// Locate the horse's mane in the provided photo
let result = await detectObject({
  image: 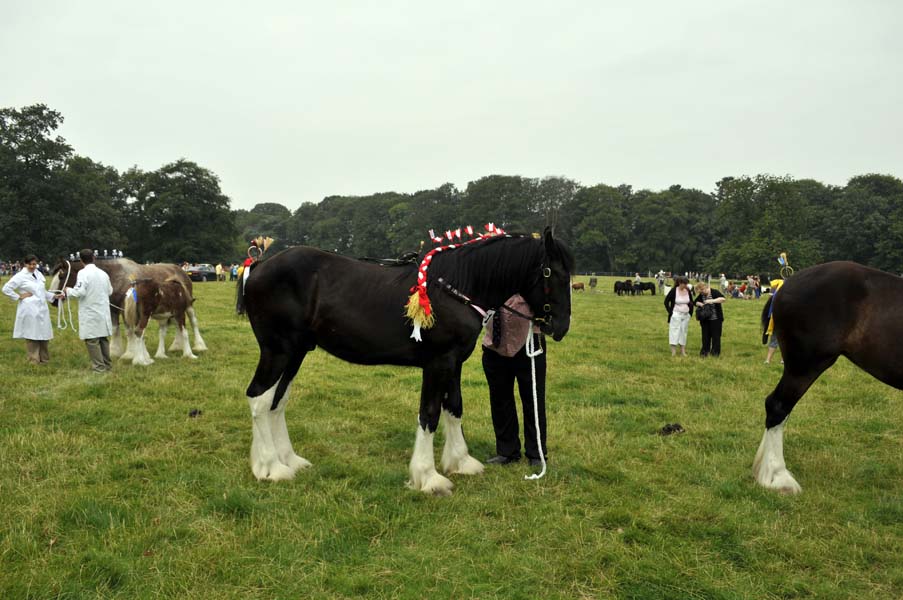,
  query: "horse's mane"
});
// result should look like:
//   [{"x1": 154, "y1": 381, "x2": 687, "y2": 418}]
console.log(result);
[{"x1": 426, "y1": 233, "x2": 572, "y2": 302}]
